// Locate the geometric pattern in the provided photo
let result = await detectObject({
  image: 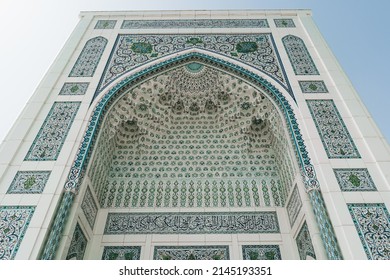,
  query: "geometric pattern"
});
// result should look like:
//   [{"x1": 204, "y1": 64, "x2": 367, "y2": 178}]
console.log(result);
[
  {"x1": 81, "y1": 187, "x2": 98, "y2": 229},
  {"x1": 306, "y1": 100, "x2": 360, "y2": 158},
  {"x1": 242, "y1": 245, "x2": 281, "y2": 260},
  {"x1": 334, "y1": 169, "x2": 377, "y2": 191},
  {"x1": 24, "y1": 102, "x2": 80, "y2": 161},
  {"x1": 65, "y1": 223, "x2": 87, "y2": 260},
  {"x1": 104, "y1": 212, "x2": 279, "y2": 234},
  {"x1": 95, "y1": 20, "x2": 116, "y2": 29},
  {"x1": 0, "y1": 206, "x2": 35, "y2": 260},
  {"x1": 121, "y1": 19, "x2": 269, "y2": 29},
  {"x1": 348, "y1": 203, "x2": 390, "y2": 260},
  {"x1": 102, "y1": 246, "x2": 141, "y2": 260},
  {"x1": 286, "y1": 185, "x2": 302, "y2": 227},
  {"x1": 91, "y1": 63, "x2": 296, "y2": 210},
  {"x1": 97, "y1": 34, "x2": 290, "y2": 96},
  {"x1": 153, "y1": 246, "x2": 229, "y2": 260},
  {"x1": 69, "y1": 36, "x2": 107, "y2": 77},
  {"x1": 59, "y1": 82, "x2": 89, "y2": 95},
  {"x1": 274, "y1": 19, "x2": 295, "y2": 28},
  {"x1": 282, "y1": 35, "x2": 319, "y2": 75},
  {"x1": 296, "y1": 221, "x2": 316, "y2": 260},
  {"x1": 299, "y1": 80, "x2": 328, "y2": 93},
  {"x1": 7, "y1": 171, "x2": 51, "y2": 194}
]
